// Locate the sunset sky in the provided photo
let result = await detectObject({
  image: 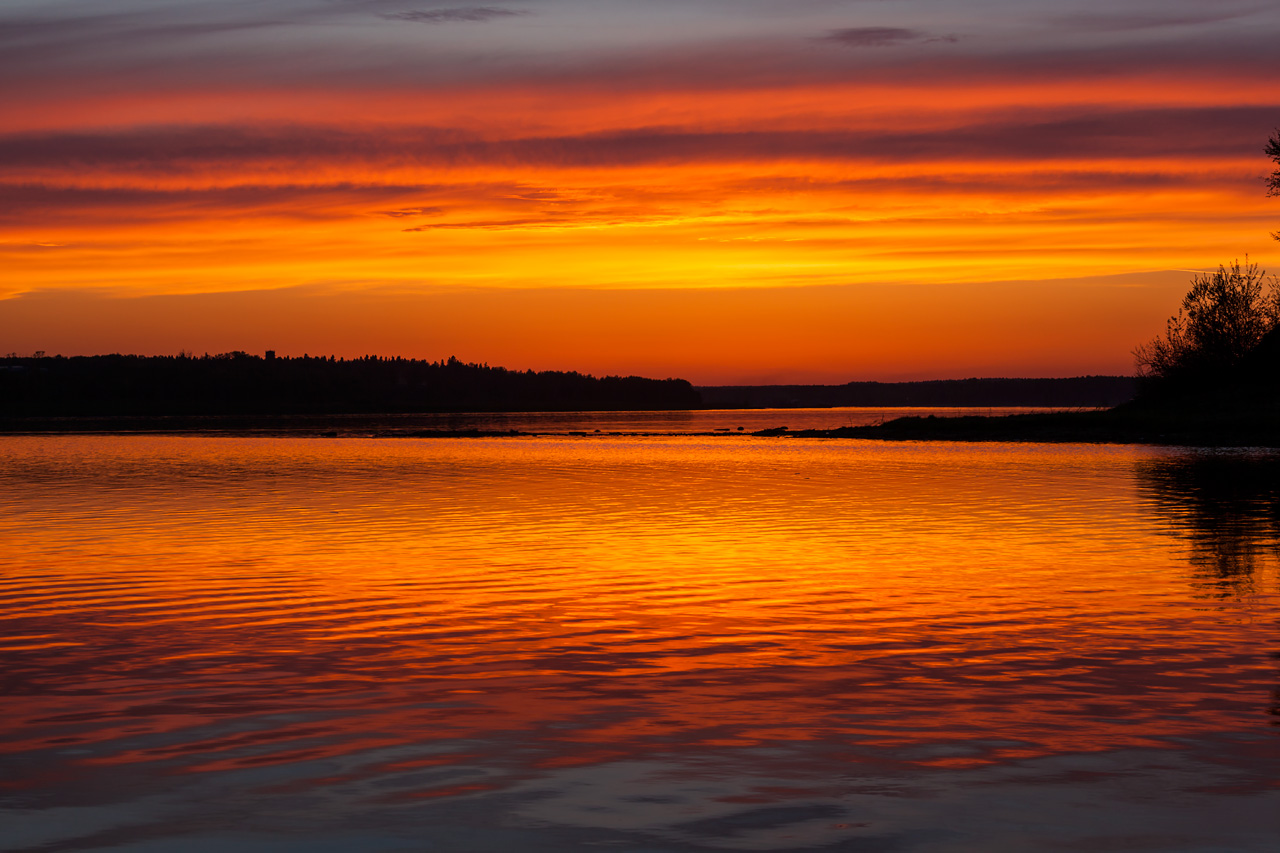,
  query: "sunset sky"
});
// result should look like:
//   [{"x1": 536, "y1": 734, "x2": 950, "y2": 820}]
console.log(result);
[{"x1": 3, "y1": 0, "x2": 1278, "y2": 383}]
